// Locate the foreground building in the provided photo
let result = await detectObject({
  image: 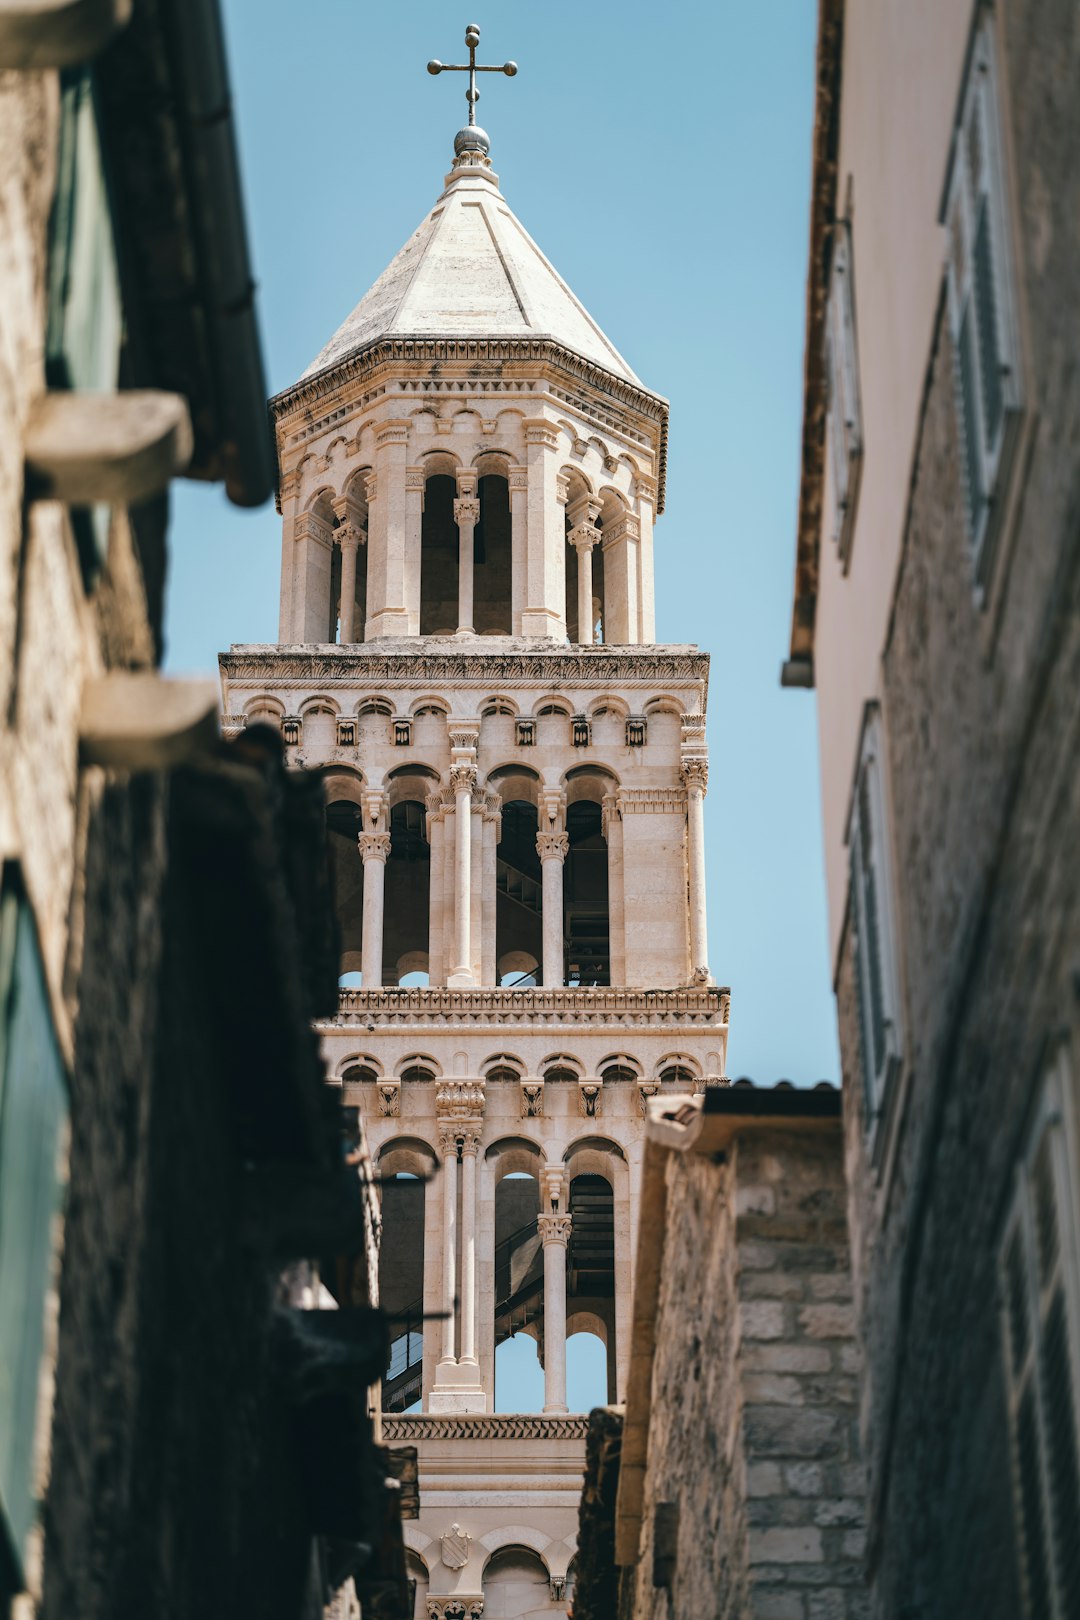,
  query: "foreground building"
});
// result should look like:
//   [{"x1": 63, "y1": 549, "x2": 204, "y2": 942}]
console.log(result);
[
  {"x1": 219, "y1": 49, "x2": 729, "y2": 1614},
  {"x1": 0, "y1": 5, "x2": 404, "y2": 1617},
  {"x1": 785, "y1": 1, "x2": 1080, "y2": 1615}
]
